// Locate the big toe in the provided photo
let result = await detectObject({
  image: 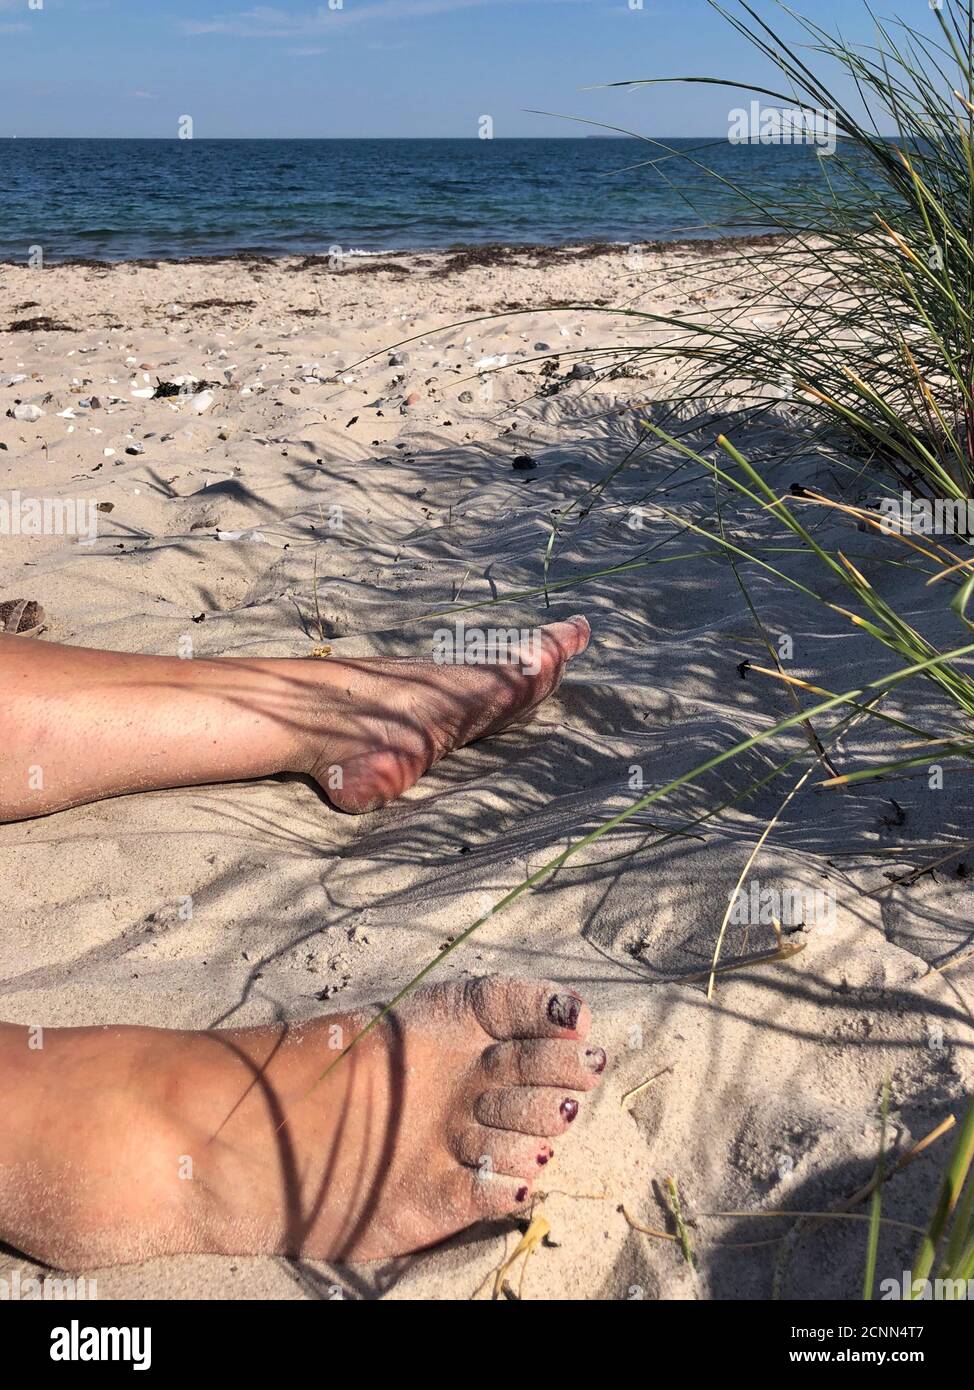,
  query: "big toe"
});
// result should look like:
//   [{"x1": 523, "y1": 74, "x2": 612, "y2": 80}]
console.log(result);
[
  {"x1": 542, "y1": 614, "x2": 591, "y2": 661},
  {"x1": 466, "y1": 975, "x2": 592, "y2": 1042}
]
